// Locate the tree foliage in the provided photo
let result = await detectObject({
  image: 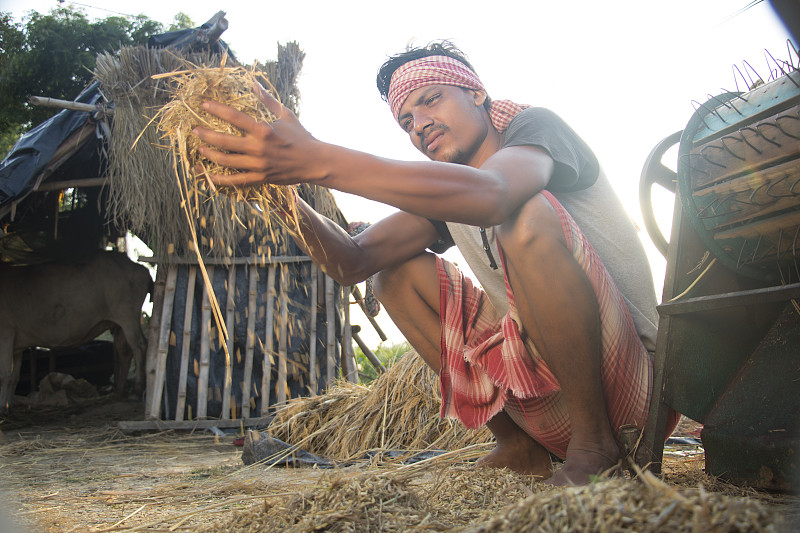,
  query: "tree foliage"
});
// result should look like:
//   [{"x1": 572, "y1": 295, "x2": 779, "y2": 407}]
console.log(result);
[
  {"x1": 0, "y1": 6, "x2": 194, "y2": 157},
  {"x1": 355, "y1": 341, "x2": 411, "y2": 383}
]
